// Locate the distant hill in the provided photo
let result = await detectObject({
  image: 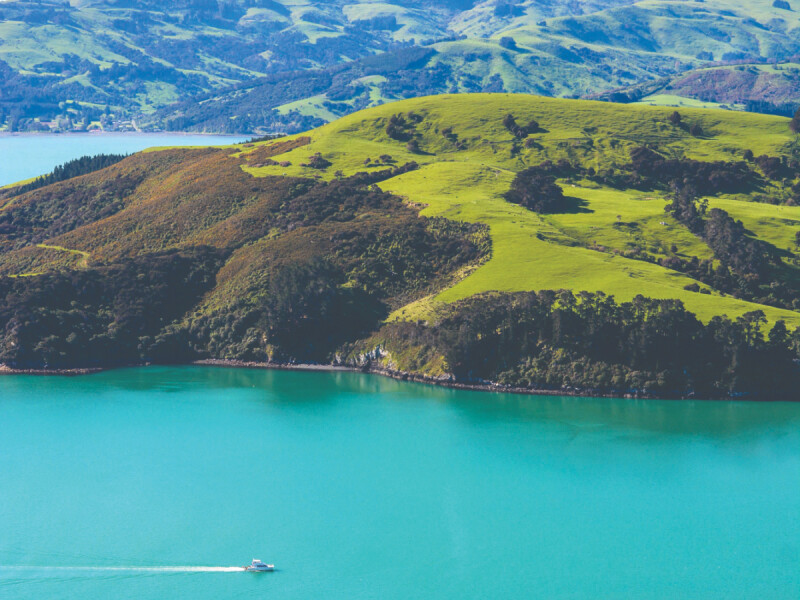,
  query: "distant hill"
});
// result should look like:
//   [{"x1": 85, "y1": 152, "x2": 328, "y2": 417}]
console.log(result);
[
  {"x1": 2, "y1": 0, "x2": 800, "y2": 133},
  {"x1": 1, "y1": 95, "x2": 799, "y2": 397},
  {"x1": 591, "y1": 62, "x2": 800, "y2": 116}
]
